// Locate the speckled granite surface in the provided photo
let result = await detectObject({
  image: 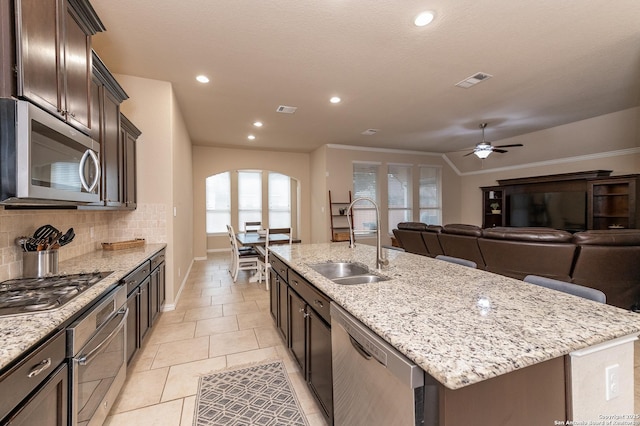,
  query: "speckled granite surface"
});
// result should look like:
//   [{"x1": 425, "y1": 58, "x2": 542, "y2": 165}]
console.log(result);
[
  {"x1": 0, "y1": 244, "x2": 166, "y2": 372},
  {"x1": 270, "y1": 243, "x2": 640, "y2": 390}
]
